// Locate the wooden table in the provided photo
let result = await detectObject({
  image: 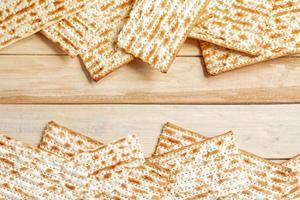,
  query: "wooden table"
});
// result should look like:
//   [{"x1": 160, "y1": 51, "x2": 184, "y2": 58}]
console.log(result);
[{"x1": 0, "y1": 33, "x2": 299, "y2": 162}]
